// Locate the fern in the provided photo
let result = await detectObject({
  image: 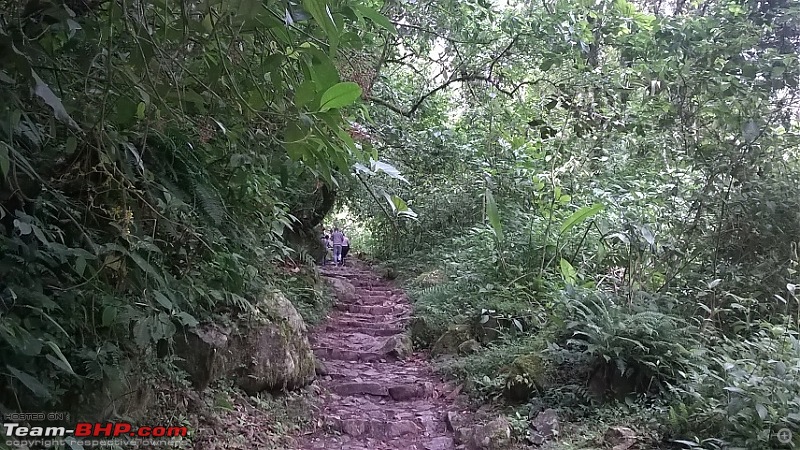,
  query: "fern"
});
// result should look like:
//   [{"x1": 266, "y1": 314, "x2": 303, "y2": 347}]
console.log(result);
[{"x1": 193, "y1": 181, "x2": 226, "y2": 227}]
